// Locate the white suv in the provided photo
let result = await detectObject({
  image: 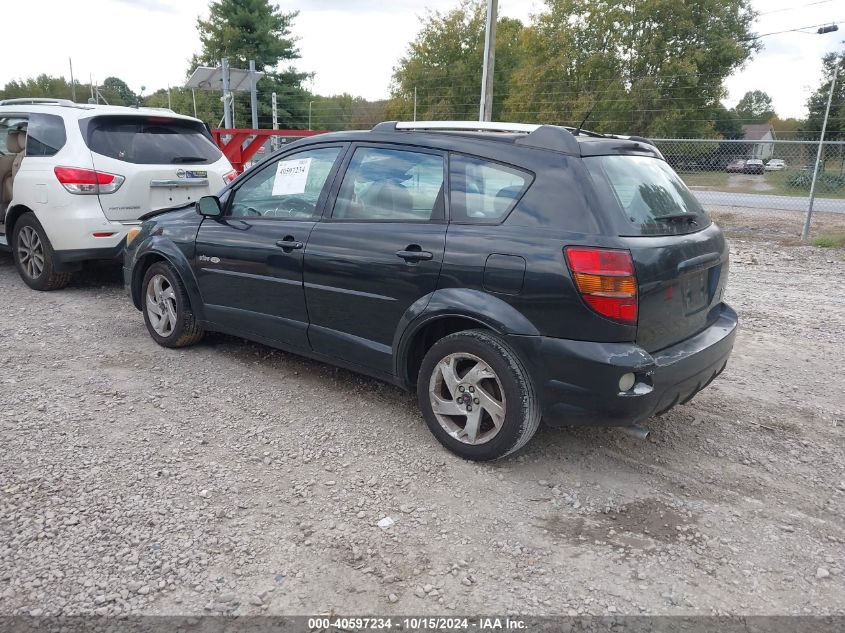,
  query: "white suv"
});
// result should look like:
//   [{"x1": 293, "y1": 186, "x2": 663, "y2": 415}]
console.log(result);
[{"x1": 0, "y1": 98, "x2": 236, "y2": 290}]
